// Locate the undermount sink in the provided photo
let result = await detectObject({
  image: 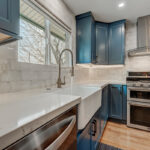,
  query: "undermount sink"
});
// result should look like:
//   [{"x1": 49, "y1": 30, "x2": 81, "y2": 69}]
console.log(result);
[{"x1": 51, "y1": 85, "x2": 102, "y2": 130}]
